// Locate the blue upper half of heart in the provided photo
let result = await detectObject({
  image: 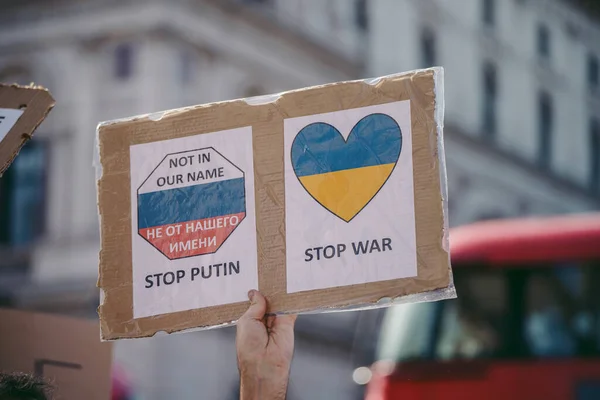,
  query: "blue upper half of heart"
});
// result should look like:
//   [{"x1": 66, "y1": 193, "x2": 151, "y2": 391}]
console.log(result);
[{"x1": 291, "y1": 113, "x2": 402, "y2": 178}]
